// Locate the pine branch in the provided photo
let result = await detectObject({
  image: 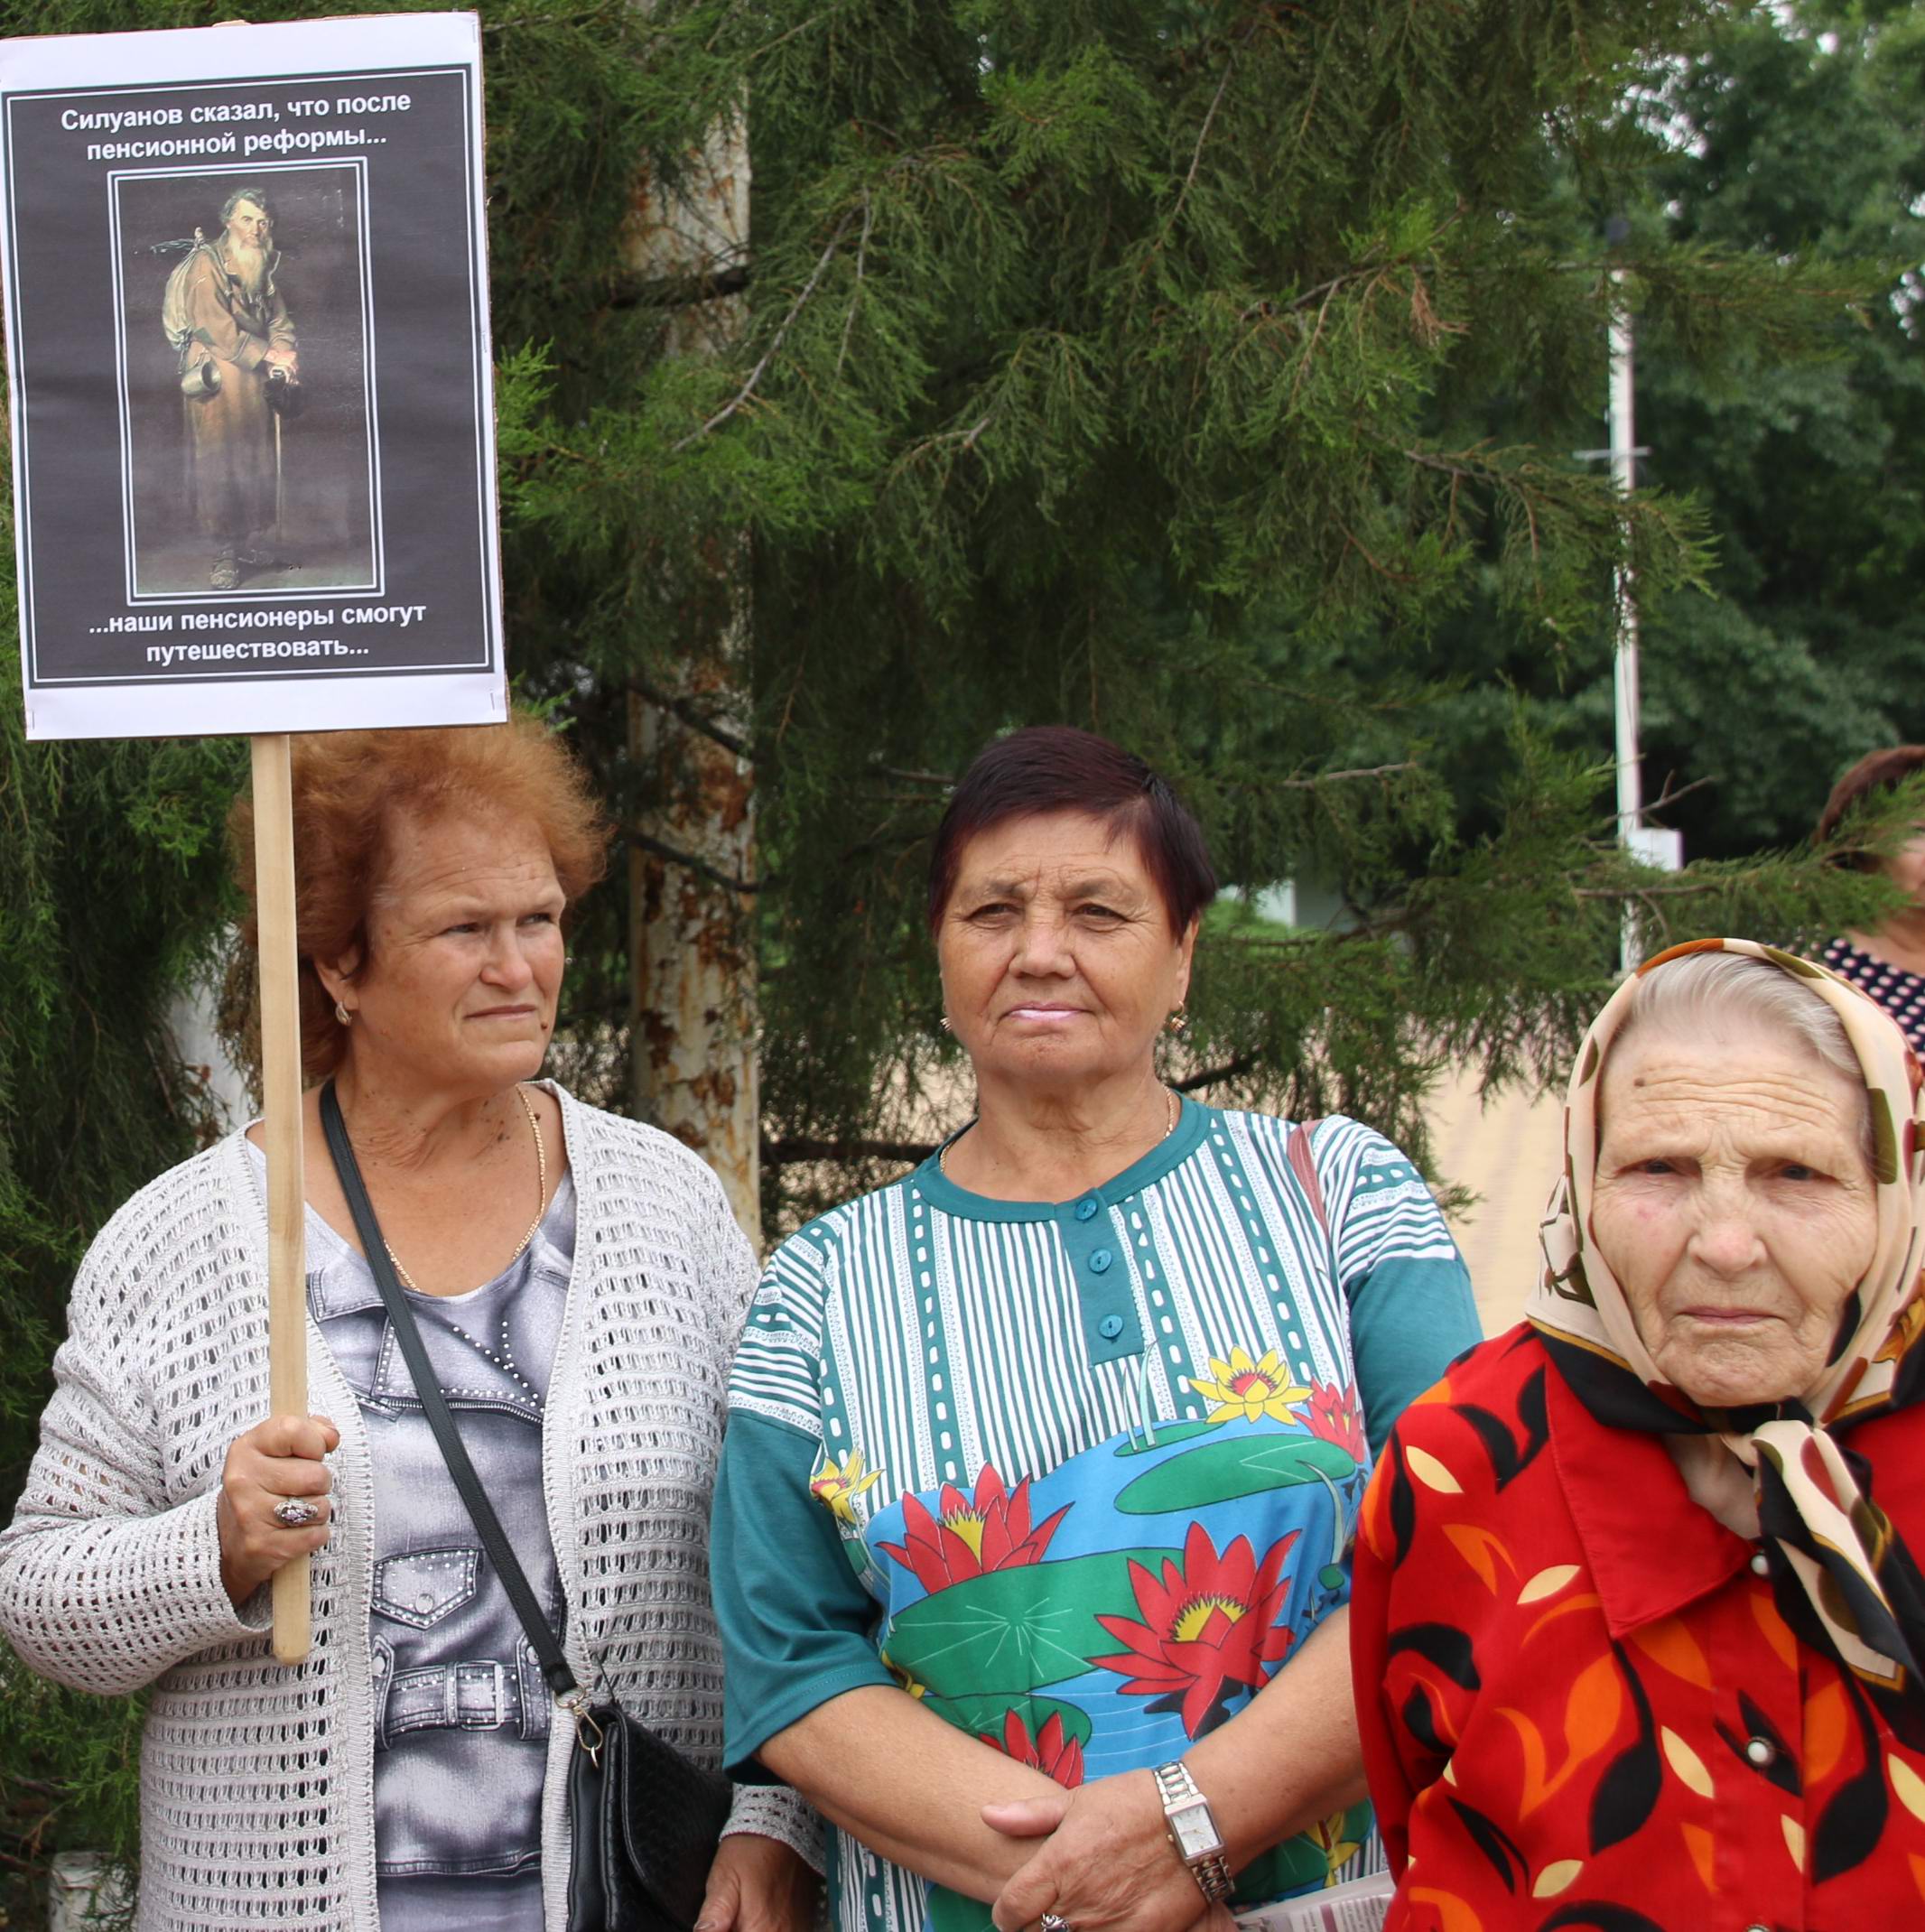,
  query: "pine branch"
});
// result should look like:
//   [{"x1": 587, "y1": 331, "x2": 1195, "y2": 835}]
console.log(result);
[
  {"x1": 1167, "y1": 37, "x2": 1240, "y2": 235},
  {"x1": 609, "y1": 259, "x2": 751, "y2": 311},
  {"x1": 833, "y1": 190, "x2": 874, "y2": 384},
  {"x1": 1278, "y1": 762, "x2": 1418, "y2": 789},
  {"x1": 1172, "y1": 1054, "x2": 1260, "y2": 1091},
  {"x1": 628, "y1": 676, "x2": 750, "y2": 758},
  {"x1": 627, "y1": 831, "x2": 766, "y2": 894},
  {"x1": 763, "y1": 1136, "x2": 936, "y2": 1166},
  {"x1": 671, "y1": 200, "x2": 863, "y2": 451}
]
